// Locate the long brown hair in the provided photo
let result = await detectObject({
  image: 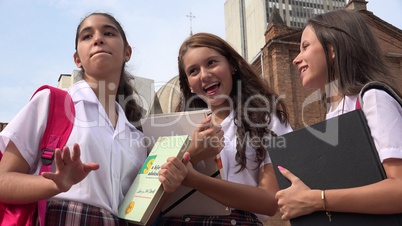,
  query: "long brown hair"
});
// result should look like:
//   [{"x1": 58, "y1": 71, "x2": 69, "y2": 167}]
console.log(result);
[
  {"x1": 177, "y1": 32, "x2": 289, "y2": 170},
  {"x1": 307, "y1": 9, "x2": 399, "y2": 96},
  {"x1": 74, "y1": 12, "x2": 143, "y2": 125}
]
